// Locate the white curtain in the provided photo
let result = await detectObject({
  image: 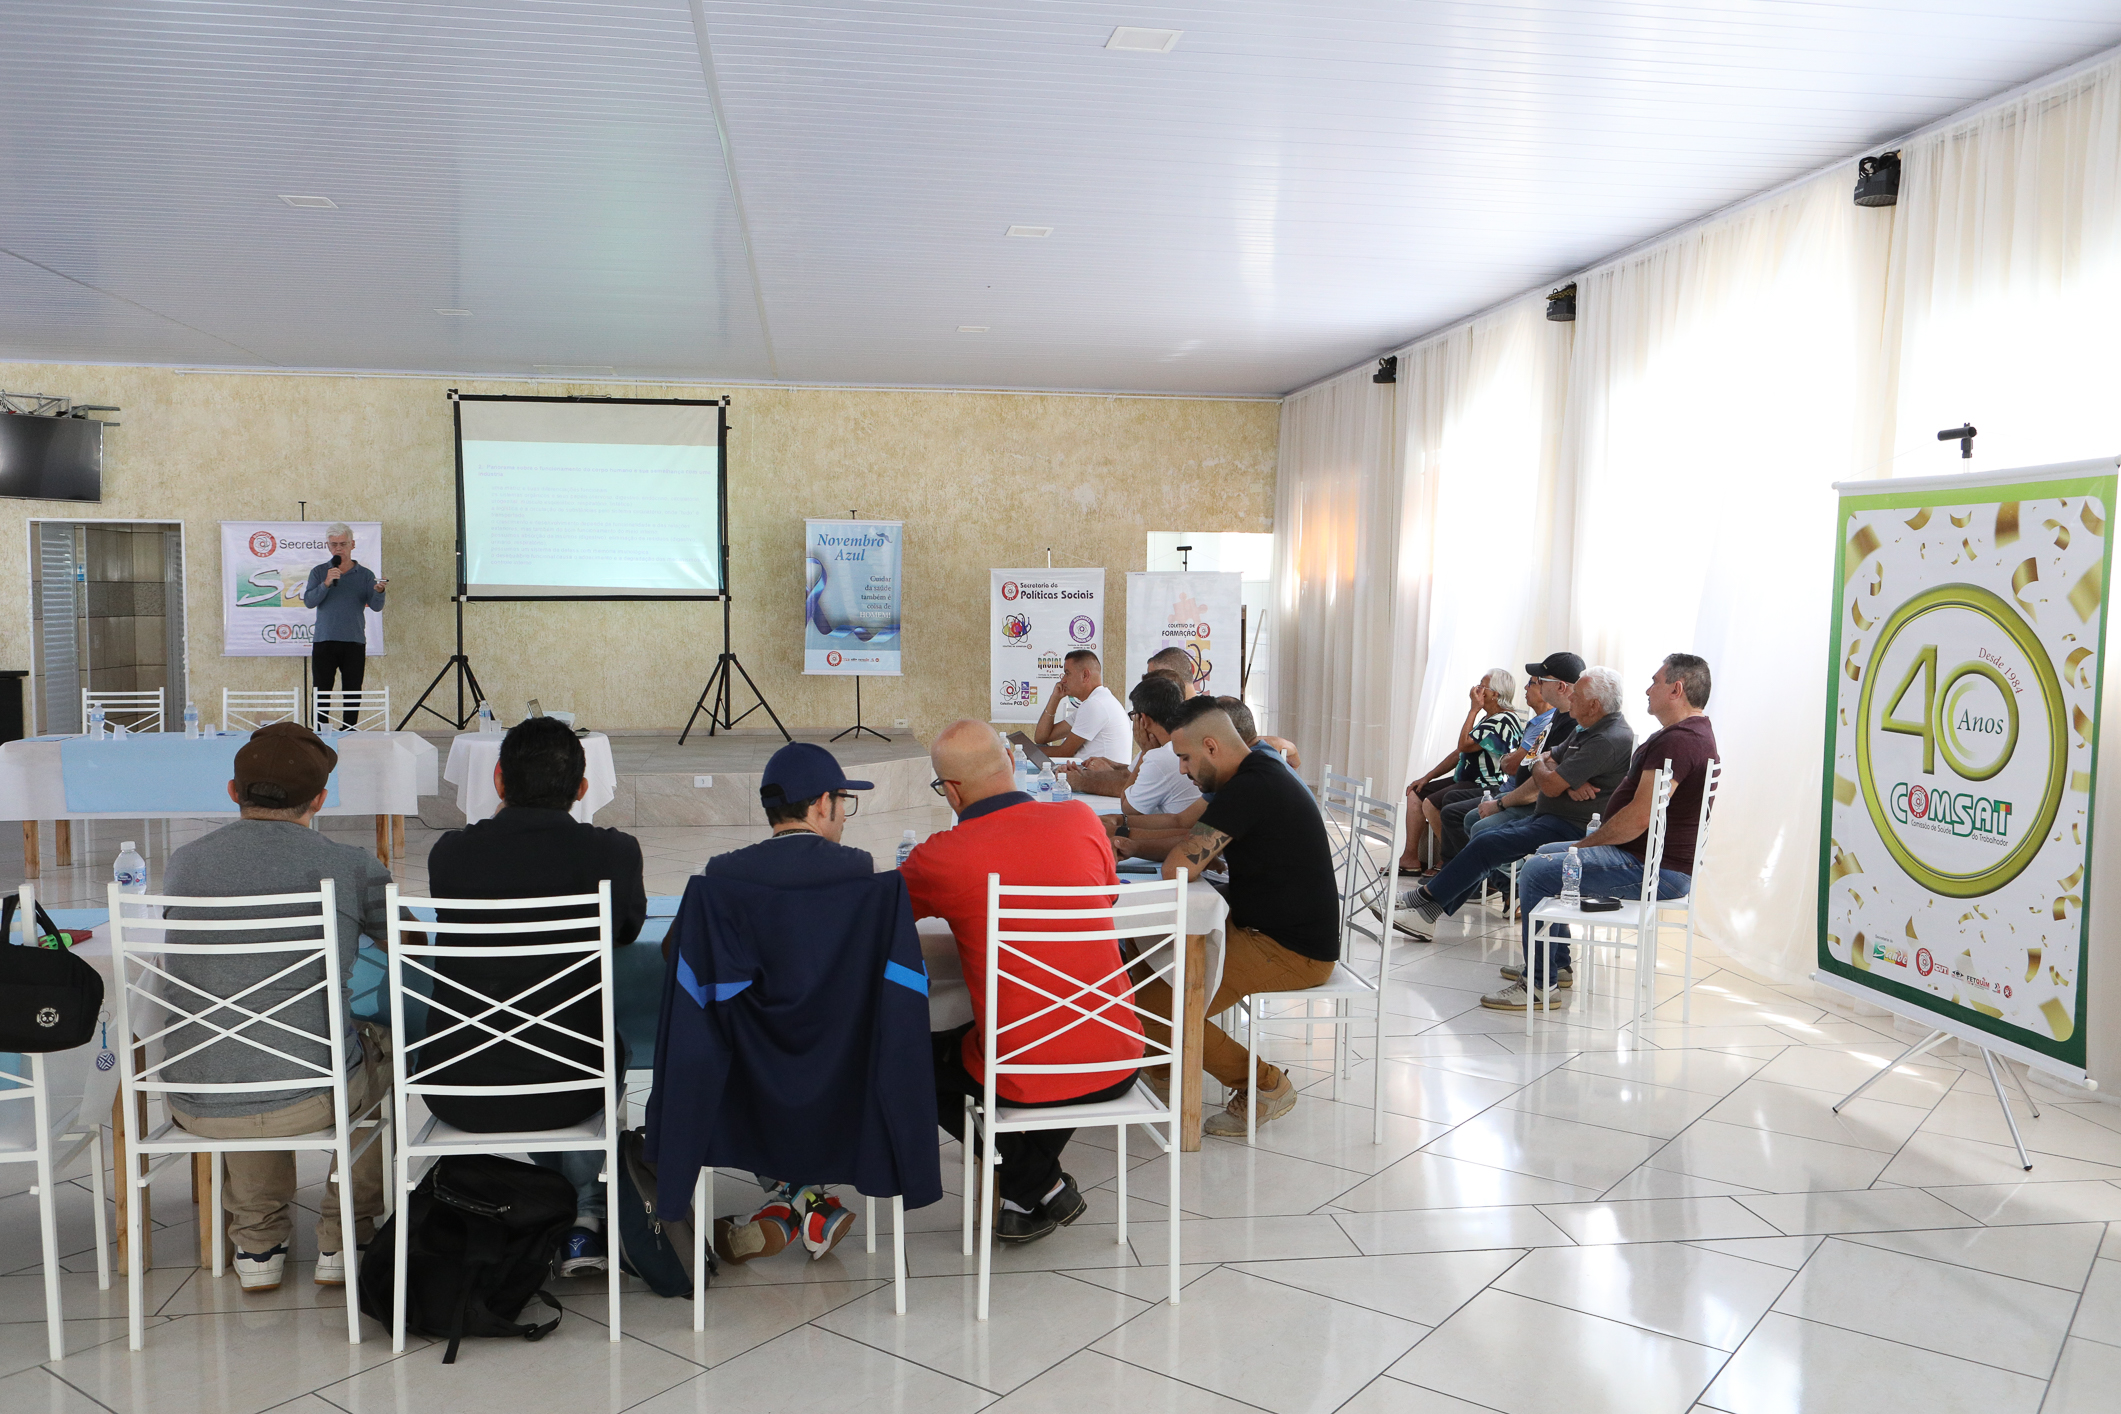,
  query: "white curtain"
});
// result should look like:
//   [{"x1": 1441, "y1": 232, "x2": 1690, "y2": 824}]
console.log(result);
[
  {"x1": 1269, "y1": 366, "x2": 1409, "y2": 790},
  {"x1": 1402, "y1": 300, "x2": 1573, "y2": 782}
]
